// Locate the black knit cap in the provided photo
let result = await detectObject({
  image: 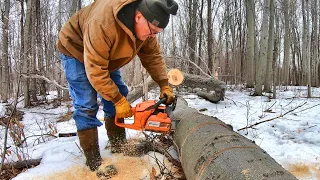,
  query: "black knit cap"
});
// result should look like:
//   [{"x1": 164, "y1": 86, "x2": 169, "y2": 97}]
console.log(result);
[{"x1": 136, "y1": 0, "x2": 178, "y2": 29}]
